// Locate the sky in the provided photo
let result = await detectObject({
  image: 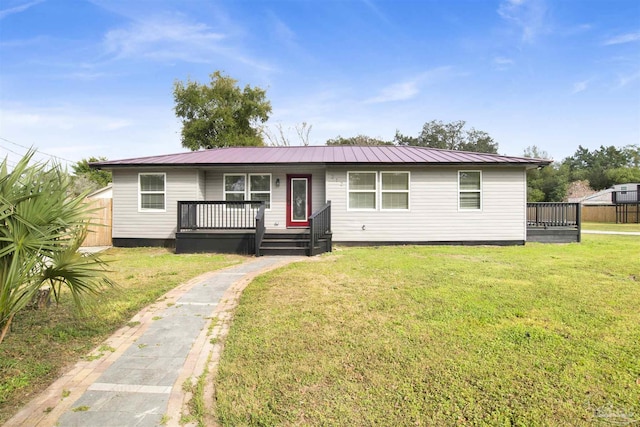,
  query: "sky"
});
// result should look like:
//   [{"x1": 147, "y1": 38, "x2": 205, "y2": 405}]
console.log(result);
[{"x1": 1, "y1": 0, "x2": 639, "y2": 170}]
